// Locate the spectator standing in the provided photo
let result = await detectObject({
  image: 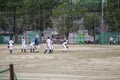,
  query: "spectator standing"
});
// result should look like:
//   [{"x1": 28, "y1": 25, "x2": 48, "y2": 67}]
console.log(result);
[{"x1": 109, "y1": 36, "x2": 114, "y2": 45}]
